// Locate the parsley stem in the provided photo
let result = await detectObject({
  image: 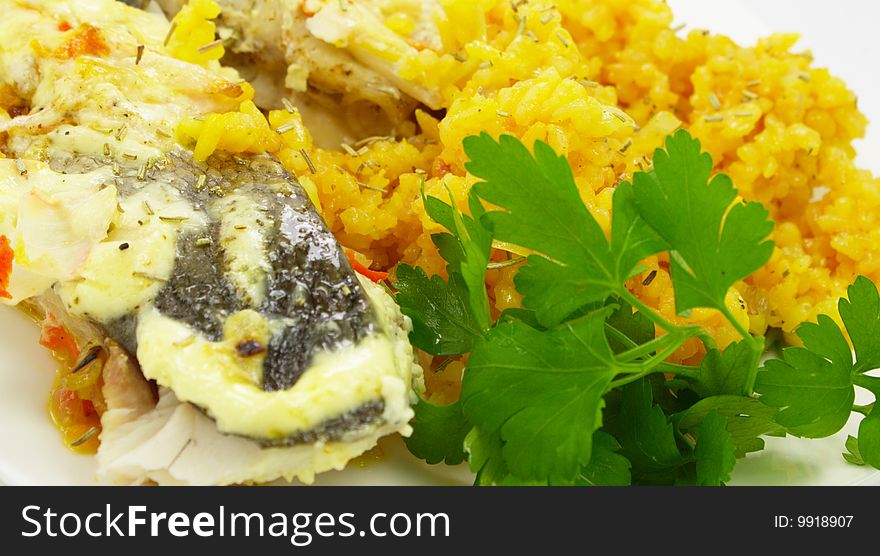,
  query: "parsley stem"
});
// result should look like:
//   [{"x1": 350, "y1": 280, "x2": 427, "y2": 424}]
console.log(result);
[
  {"x1": 696, "y1": 331, "x2": 718, "y2": 352},
  {"x1": 678, "y1": 431, "x2": 697, "y2": 450},
  {"x1": 609, "y1": 373, "x2": 648, "y2": 390},
  {"x1": 606, "y1": 324, "x2": 700, "y2": 377},
  {"x1": 609, "y1": 341, "x2": 684, "y2": 389},
  {"x1": 614, "y1": 362, "x2": 650, "y2": 373},
  {"x1": 618, "y1": 289, "x2": 678, "y2": 333},
  {"x1": 618, "y1": 288, "x2": 718, "y2": 351},
  {"x1": 739, "y1": 344, "x2": 762, "y2": 396},
  {"x1": 657, "y1": 361, "x2": 700, "y2": 378},
  {"x1": 720, "y1": 305, "x2": 752, "y2": 343},
  {"x1": 852, "y1": 403, "x2": 874, "y2": 417},
  {"x1": 719, "y1": 304, "x2": 763, "y2": 395},
  {"x1": 616, "y1": 329, "x2": 697, "y2": 364}
]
